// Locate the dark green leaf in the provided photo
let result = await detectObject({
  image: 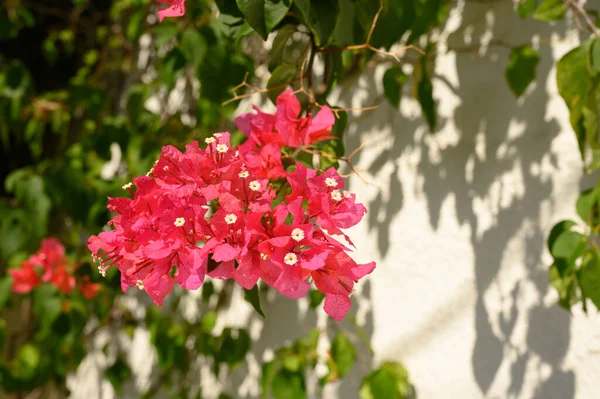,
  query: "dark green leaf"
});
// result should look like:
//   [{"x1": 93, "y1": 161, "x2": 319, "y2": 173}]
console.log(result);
[
  {"x1": 218, "y1": 328, "x2": 251, "y2": 367},
  {"x1": 236, "y1": 0, "x2": 292, "y2": 40},
  {"x1": 244, "y1": 285, "x2": 266, "y2": 318},
  {"x1": 517, "y1": 0, "x2": 537, "y2": 19},
  {"x1": 309, "y1": 289, "x2": 325, "y2": 309},
  {"x1": 106, "y1": 356, "x2": 133, "y2": 394},
  {"x1": 383, "y1": 66, "x2": 408, "y2": 107},
  {"x1": 416, "y1": 54, "x2": 436, "y2": 132},
  {"x1": 272, "y1": 369, "x2": 306, "y2": 399},
  {"x1": 533, "y1": 0, "x2": 567, "y2": 21},
  {"x1": 32, "y1": 284, "x2": 62, "y2": 337},
  {"x1": 0, "y1": 276, "x2": 12, "y2": 308},
  {"x1": 330, "y1": 333, "x2": 356, "y2": 378},
  {"x1": 295, "y1": 0, "x2": 338, "y2": 46},
  {"x1": 270, "y1": 25, "x2": 299, "y2": 70},
  {"x1": 506, "y1": 45, "x2": 540, "y2": 97}
]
